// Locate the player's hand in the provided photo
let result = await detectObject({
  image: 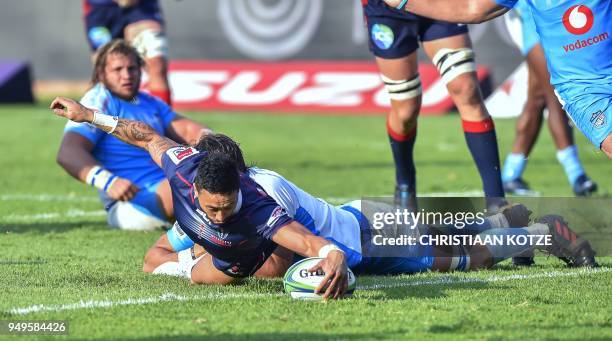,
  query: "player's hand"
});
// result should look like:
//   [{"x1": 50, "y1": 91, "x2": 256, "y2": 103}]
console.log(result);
[
  {"x1": 50, "y1": 97, "x2": 94, "y2": 123},
  {"x1": 107, "y1": 177, "x2": 140, "y2": 201},
  {"x1": 114, "y1": 0, "x2": 139, "y2": 8},
  {"x1": 310, "y1": 251, "x2": 348, "y2": 300}
]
